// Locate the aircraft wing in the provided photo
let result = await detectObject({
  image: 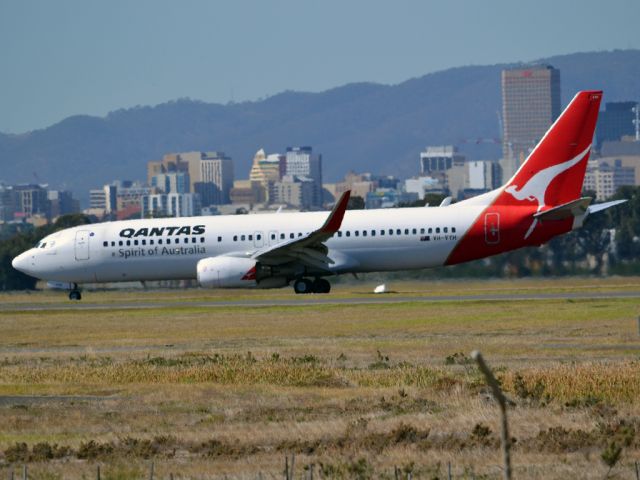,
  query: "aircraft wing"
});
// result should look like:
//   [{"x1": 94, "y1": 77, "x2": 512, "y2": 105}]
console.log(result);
[{"x1": 251, "y1": 190, "x2": 351, "y2": 271}]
